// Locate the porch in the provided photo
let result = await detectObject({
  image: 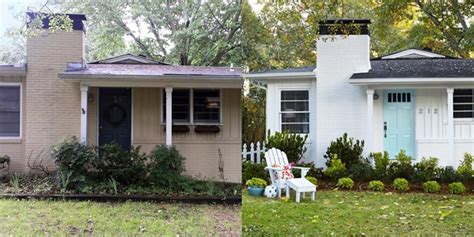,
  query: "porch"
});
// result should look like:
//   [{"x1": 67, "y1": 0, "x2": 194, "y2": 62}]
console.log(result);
[
  {"x1": 358, "y1": 81, "x2": 474, "y2": 167},
  {"x1": 59, "y1": 64, "x2": 242, "y2": 182}
]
